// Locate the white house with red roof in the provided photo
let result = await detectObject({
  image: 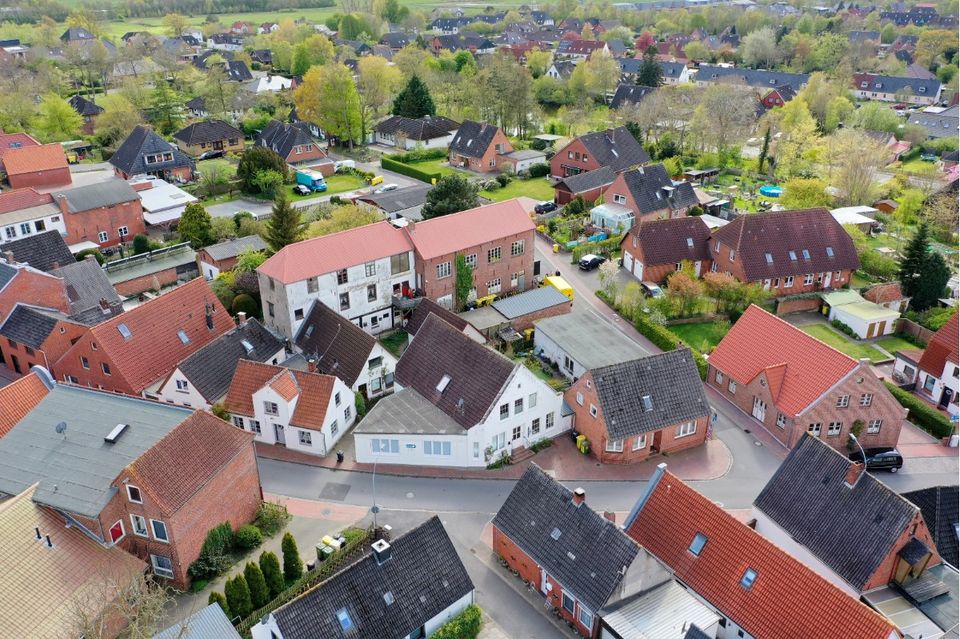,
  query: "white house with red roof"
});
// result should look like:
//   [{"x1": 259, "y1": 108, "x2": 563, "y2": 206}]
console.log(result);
[{"x1": 914, "y1": 312, "x2": 959, "y2": 416}]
